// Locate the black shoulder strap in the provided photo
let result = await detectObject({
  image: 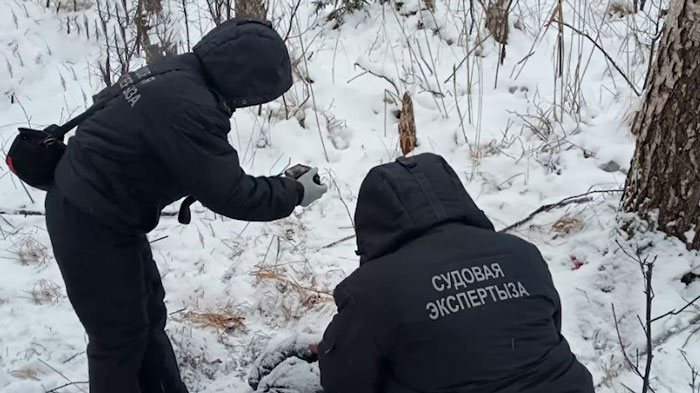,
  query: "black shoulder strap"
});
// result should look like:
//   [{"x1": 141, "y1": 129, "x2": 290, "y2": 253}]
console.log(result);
[
  {"x1": 45, "y1": 59, "x2": 198, "y2": 225},
  {"x1": 50, "y1": 61, "x2": 184, "y2": 139}
]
